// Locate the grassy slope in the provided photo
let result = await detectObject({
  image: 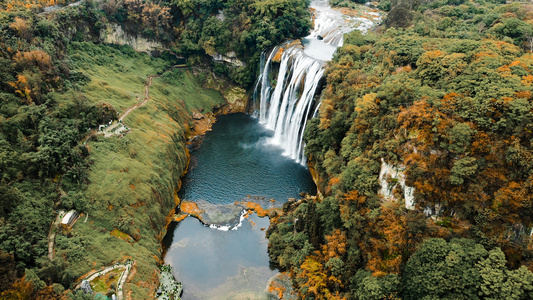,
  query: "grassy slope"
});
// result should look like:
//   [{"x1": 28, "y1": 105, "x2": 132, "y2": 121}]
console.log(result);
[{"x1": 53, "y1": 42, "x2": 226, "y2": 298}]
